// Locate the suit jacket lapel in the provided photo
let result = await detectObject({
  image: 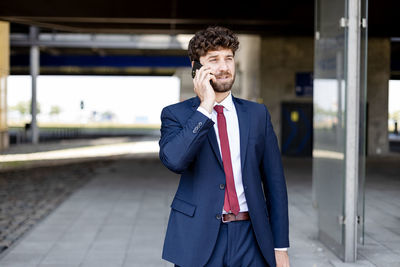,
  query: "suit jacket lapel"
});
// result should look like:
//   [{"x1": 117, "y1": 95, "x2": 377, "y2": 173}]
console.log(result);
[
  {"x1": 207, "y1": 129, "x2": 223, "y2": 168},
  {"x1": 233, "y1": 96, "x2": 250, "y2": 172},
  {"x1": 191, "y1": 97, "x2": 223, "y2": 168}
]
